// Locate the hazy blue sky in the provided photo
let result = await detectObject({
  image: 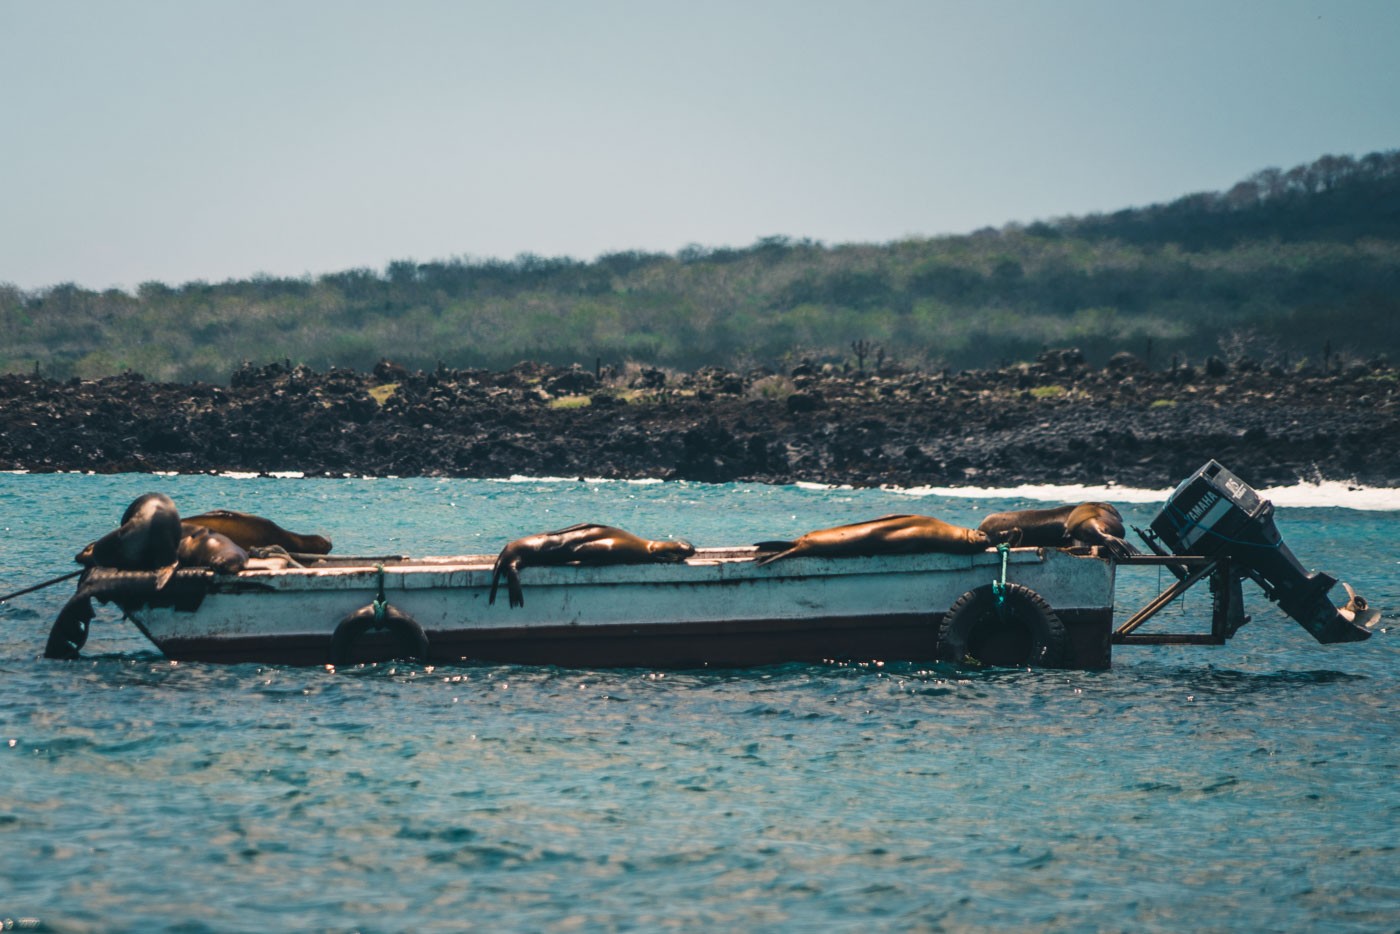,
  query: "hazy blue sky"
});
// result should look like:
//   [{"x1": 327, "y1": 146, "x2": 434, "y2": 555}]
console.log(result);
[{"x1": 3, "y1": 0, "x2": 1397, "y2": 292}]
